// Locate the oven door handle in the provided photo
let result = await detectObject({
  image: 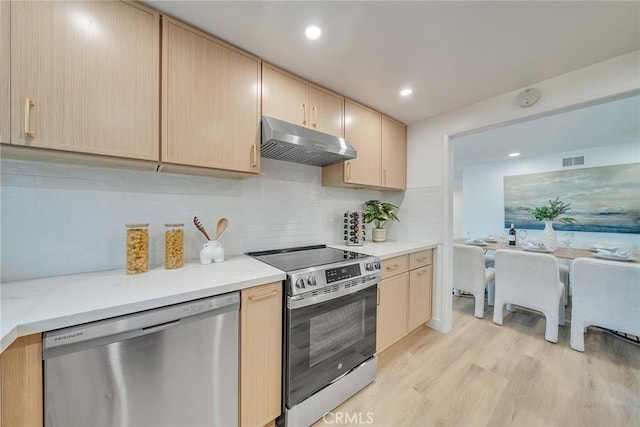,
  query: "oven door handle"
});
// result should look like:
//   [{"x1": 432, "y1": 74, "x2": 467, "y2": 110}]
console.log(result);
[{"x1": 287, "y1": 275, "x2": 379, "y2": 310}]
